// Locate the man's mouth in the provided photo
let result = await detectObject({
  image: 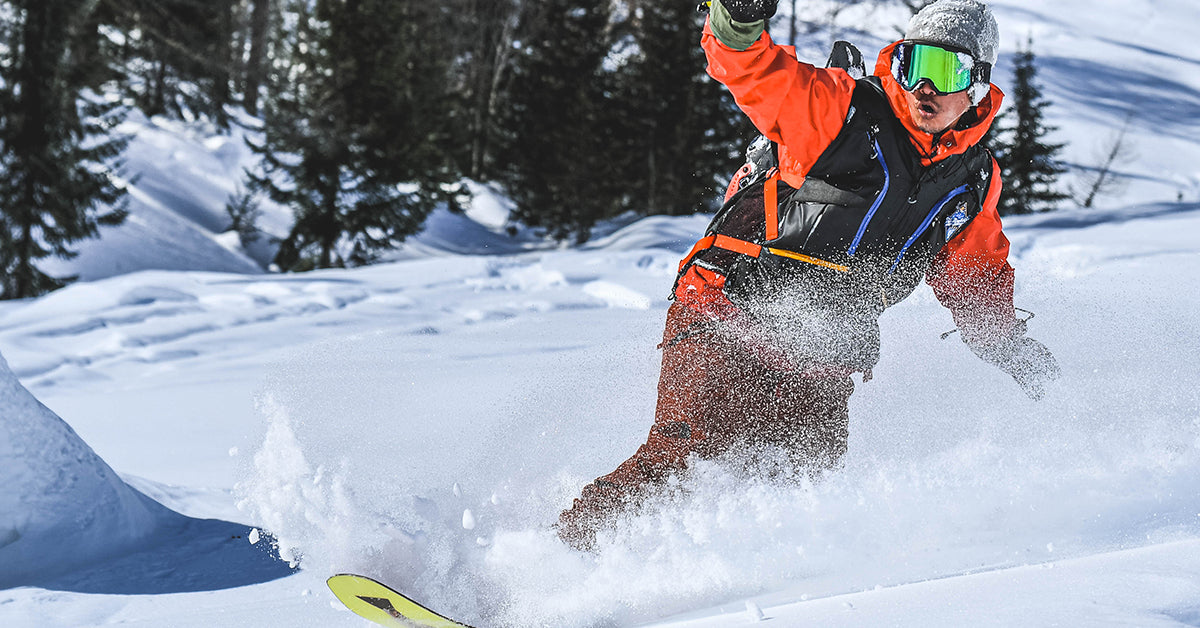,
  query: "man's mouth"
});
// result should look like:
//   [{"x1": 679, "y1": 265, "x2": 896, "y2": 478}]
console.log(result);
[{"x1": 917, "y1": 101, "x2": 938, "y2": 117}]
